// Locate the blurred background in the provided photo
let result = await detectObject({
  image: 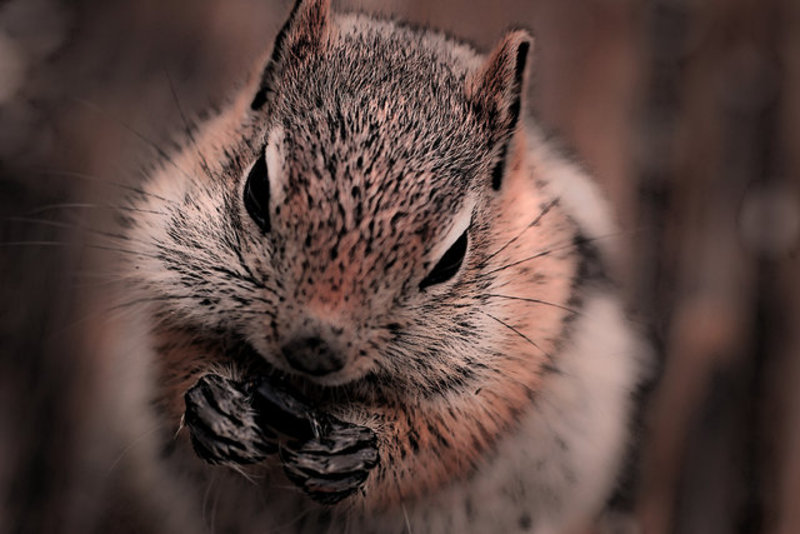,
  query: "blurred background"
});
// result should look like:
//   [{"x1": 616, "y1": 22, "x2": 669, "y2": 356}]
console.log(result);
[{"x1": 0, "y1": 0, "x2": 797, "y2": 532}]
